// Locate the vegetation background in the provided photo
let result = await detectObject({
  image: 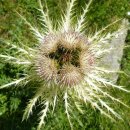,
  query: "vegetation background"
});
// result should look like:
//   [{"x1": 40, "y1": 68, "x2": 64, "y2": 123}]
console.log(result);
[{"x1": 0, "y1": 0, "x2": 130, "y2": 130}]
